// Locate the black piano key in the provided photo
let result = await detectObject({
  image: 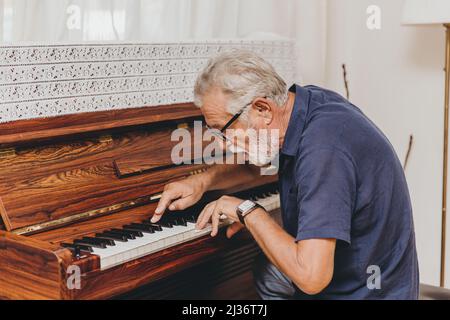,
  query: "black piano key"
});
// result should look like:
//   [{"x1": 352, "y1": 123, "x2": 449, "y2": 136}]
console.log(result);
[
  {"x1": 82, "y1": 236, "x2": 115, "y2": 247},
  {"x1": 123, "y1": 223, "x2": 155, "y2": 234},
  {"x1": 185, "y1": 215, "x2": 197, "y2": 223},
  {"x1": 102, "y1": 230, "x2": 129, "y2": 240},
  {"x1": 81, "y1": 237, "x2": 116, "y2": 246},
  {"x1": 172, "y1": 217, "x2": 187, "y2": 226},
  {"x1": 156, "y1": 220, "x2": 173, "y2": 228},
  {"x1": 148, "y1": 215, "x2": 174, "y2": 228},
  {"x1": 61, "y1": 242, "x2": 93, "y2": 253},
  {"x1": 74, "y1": 239, "x2": 107, "y2": 249},
  {"x1": 133, "y1": 223, "x2": 157, "y2": 233},
  {"x1": 109, "y1": 228, "x2": 140, "y2": 239},
  {"x1": 141, "y1": 220, "x2": 163, "y2": 231},
  {"x1": 130, "y1": 222, "x2": 155, "y2": 230},
  {"x1": 96, "y1": 232, "x2": 128, "y2": 242}
]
